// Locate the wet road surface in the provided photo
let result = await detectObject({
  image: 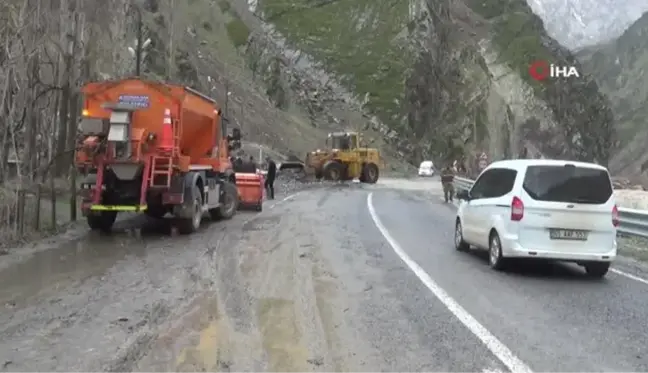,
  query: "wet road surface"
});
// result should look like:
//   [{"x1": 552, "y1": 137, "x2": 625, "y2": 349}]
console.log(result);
[{"x1": 1, "y1": 178, "x2": 648, "y2": 371}]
